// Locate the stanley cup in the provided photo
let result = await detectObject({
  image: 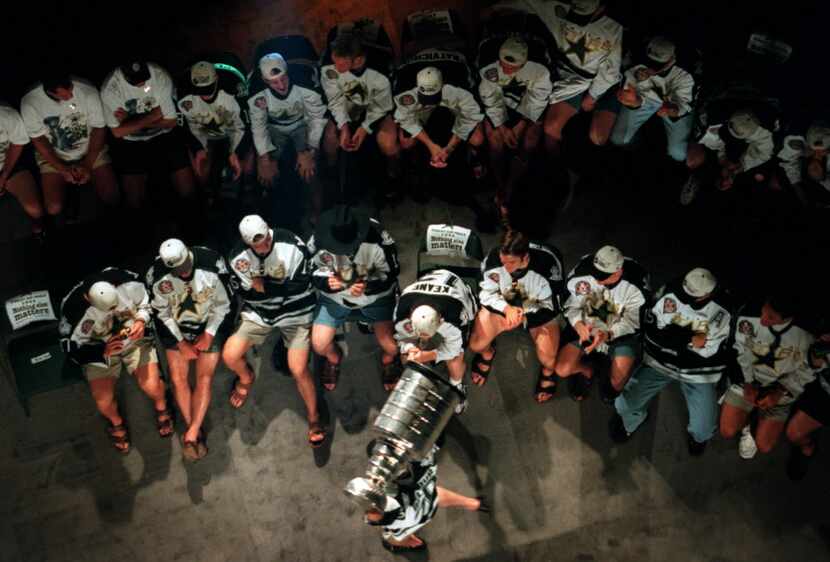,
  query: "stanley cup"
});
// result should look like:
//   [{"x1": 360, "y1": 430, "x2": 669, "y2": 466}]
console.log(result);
[{"x1": 343, "y1": 362, "x2": 463, "y2": 511}]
